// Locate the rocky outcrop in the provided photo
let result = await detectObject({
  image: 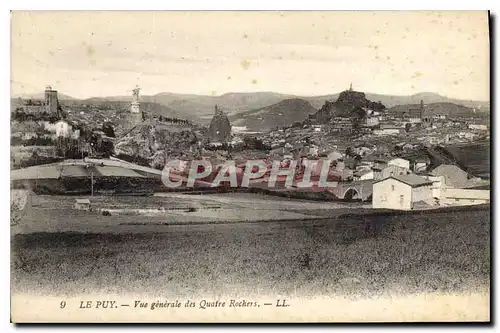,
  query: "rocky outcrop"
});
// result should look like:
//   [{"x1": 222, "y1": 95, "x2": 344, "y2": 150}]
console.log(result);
[
  {"x1": 114, "y1": 121, "x2": 200, "y2": 168},
  {"x1": 311, "y1": 90, "x2": 386, "y2": 123},
  {"x1": 207, "y1": 105, "x2": 231, "y2": 142}
]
